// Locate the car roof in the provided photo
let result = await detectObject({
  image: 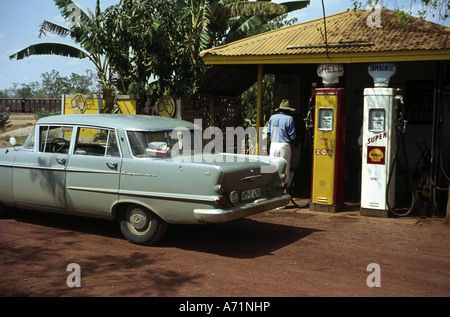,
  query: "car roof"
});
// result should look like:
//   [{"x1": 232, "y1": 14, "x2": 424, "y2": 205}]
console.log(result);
[{"x1": 37, "y1": 114, "x2": 196, "y2": 131}]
